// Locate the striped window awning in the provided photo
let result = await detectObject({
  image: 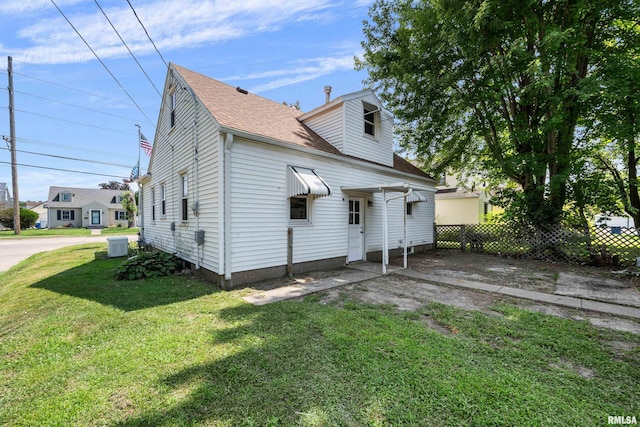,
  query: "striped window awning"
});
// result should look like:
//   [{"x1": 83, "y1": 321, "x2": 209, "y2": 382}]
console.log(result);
[
  {"x1": 406, "y1": 191, "x2": 427, "y2": 203},
  {"x1": 288, "y1": 166, "x2": 331, "y2": 198}
]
